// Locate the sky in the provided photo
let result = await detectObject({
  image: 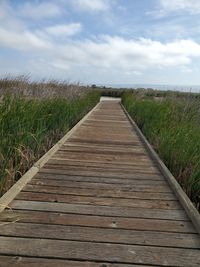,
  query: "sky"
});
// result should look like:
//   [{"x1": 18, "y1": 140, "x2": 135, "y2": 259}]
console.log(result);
[{"x1": 1, "y1": 0, "x2": 200, "y2": 85}]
